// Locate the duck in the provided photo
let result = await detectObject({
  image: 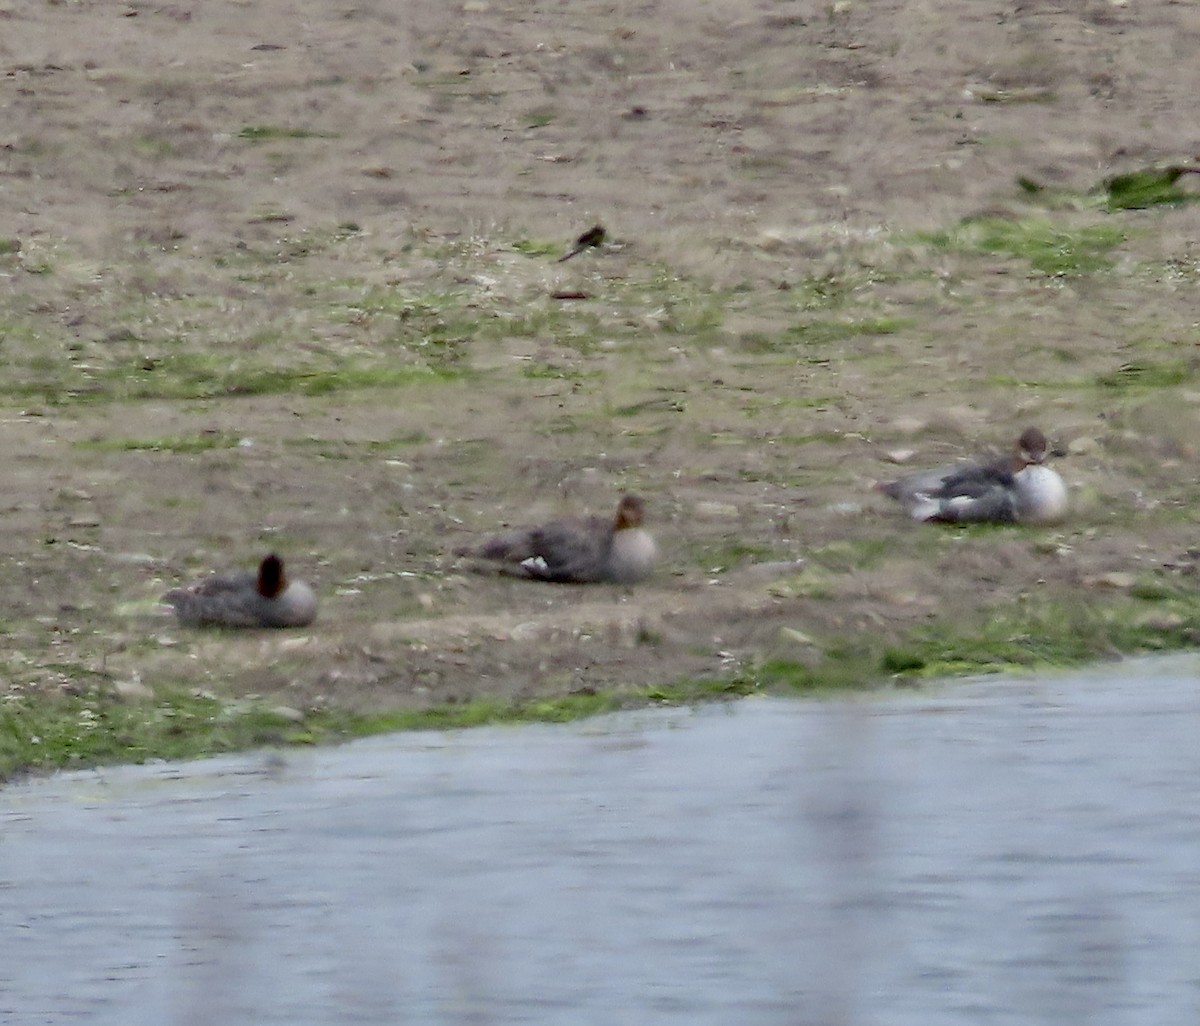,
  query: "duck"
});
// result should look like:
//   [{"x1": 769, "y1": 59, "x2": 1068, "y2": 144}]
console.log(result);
[
  {"x1": 876, "y1": 427, "x2": 1068, "y2": 525},
  {"x1": 455, "y1": 494, "x2": 658, "y2": 583},
  {"x1": 163, "y1": 553, "x2": 317, "y2": 628}
]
